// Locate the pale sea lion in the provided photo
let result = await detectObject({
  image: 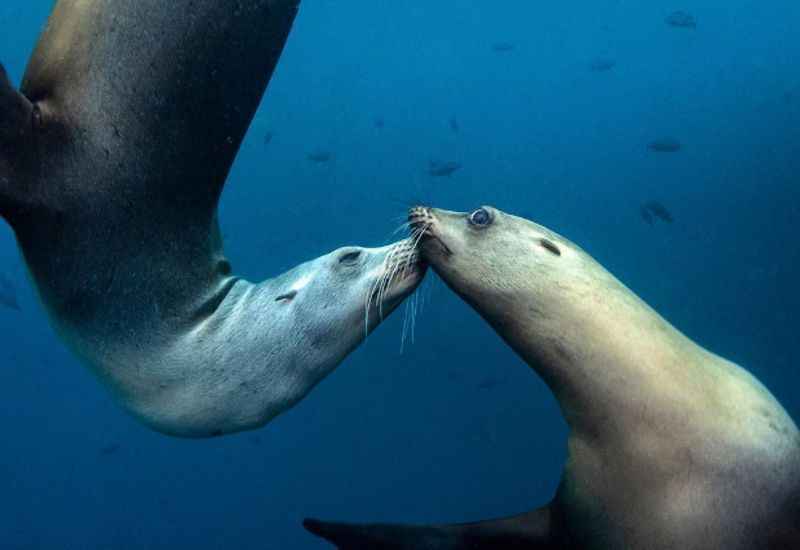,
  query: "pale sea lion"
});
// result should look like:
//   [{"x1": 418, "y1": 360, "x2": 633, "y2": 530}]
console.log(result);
[
  {"x1": 0, "y1": 0, "x2": 425, "y2": 437},
  {"x1": 305, "y1": 205, "x2": 800, "y2": 548}
]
